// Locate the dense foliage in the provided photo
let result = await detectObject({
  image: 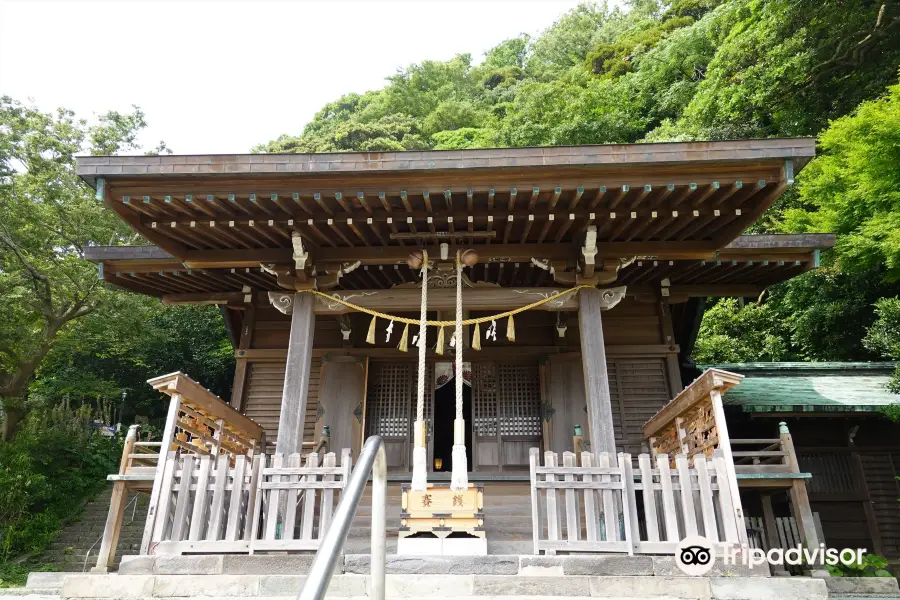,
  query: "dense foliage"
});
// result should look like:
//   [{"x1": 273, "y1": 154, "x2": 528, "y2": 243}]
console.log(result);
[
  {"x1": 257, "y1": 0, "x2": 899, "y2": 152},
  {"x1": 0, "y1": 404, "x2": 119, "y2": 568}
]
